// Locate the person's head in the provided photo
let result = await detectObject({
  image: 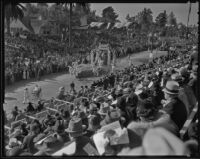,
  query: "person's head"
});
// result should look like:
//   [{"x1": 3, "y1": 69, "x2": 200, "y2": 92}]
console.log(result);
[
  {"x1": 62, "y1": 110, "x2": 70, "y2": 120},
  {"x1": 162, "y1": 81, "x2": 179, "y2": 100},
  {"x1": 136, "y1": 98, "x2": 156, "y2": 120},
  {"x1": 14, "y1": 106, "x2": 18, "y2": 111}
]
